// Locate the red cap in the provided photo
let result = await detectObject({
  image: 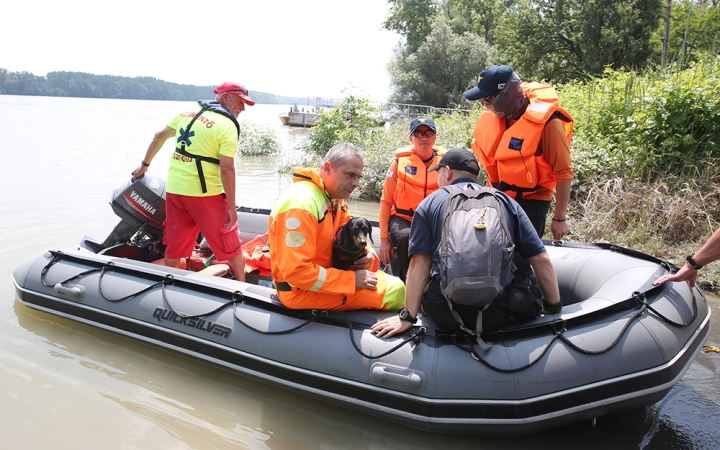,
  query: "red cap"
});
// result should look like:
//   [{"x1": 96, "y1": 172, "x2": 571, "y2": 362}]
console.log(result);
[{"x1": 214, "y1": 81, "x2": 255, "y2": 106}]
